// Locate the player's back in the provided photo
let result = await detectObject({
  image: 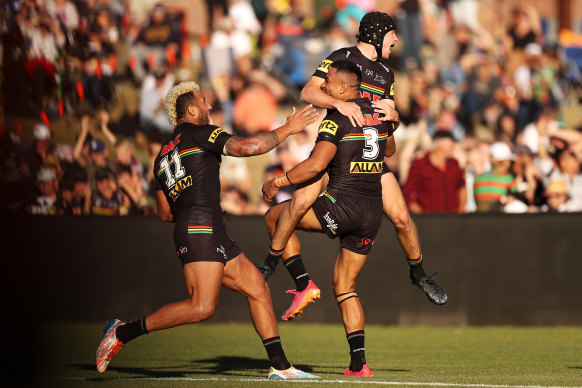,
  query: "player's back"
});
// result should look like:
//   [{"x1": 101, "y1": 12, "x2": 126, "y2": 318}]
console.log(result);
[
  {"x1": 314, "y1": 46, "x2": 395, "y2": 102},
  {"x1": 318, "y1": 98, "x2": 393, "y2": 197},
  {"x1": 153, "y1": 123, "x2": 227, "y2": 216}
]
